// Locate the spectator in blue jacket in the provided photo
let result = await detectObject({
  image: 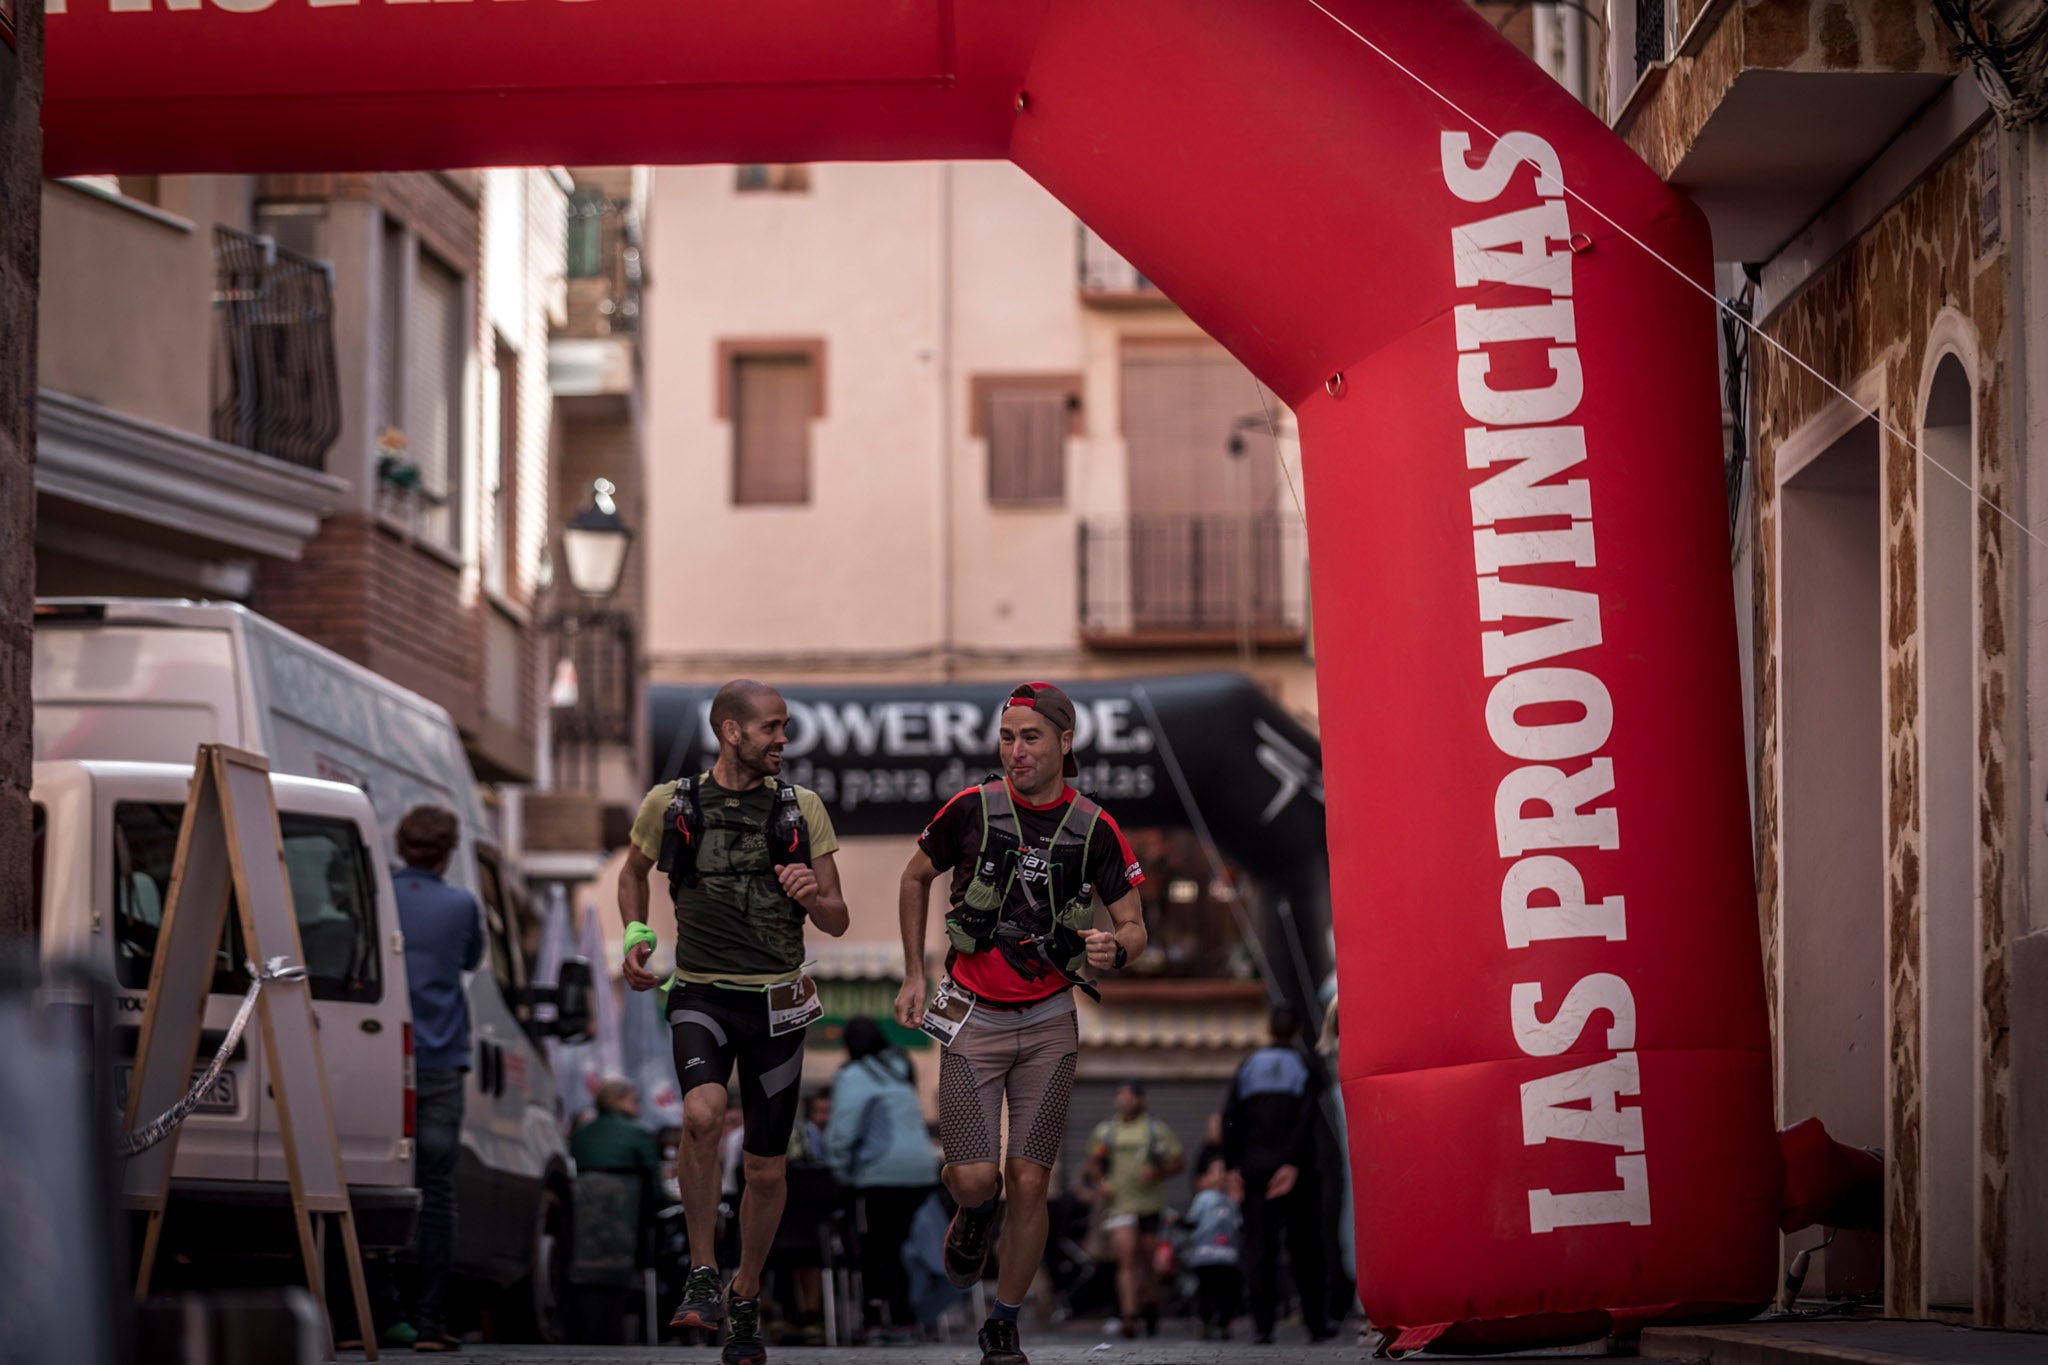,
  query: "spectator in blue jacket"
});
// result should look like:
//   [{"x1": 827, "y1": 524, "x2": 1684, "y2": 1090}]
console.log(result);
[
  {"x1": 827, "y1": 1017, "x2": 939, "y2": 1341},
  {"x1": 393, "y1": 805, "x2": 484, "y2": 1353}
]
